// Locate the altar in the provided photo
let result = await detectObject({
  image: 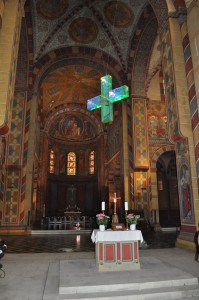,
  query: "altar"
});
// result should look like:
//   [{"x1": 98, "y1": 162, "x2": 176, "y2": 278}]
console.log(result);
[{"x1": 91, "y1": 229, "x2": 143, "y2": 271}]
